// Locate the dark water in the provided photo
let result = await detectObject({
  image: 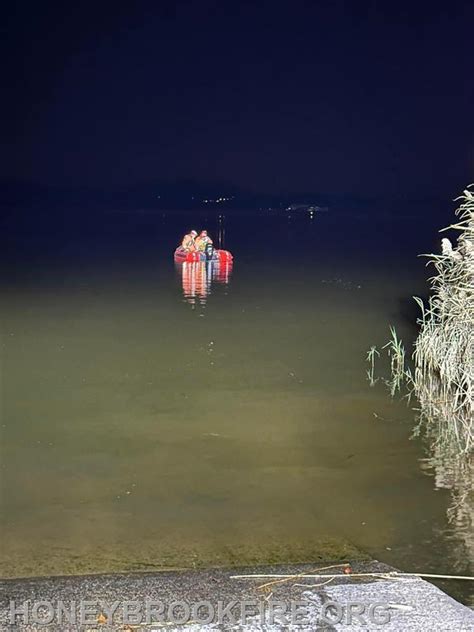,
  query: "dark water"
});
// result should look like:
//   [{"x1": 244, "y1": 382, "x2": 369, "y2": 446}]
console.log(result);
[{"x1": 1, "y1": 206, "x2": 472, "y2": 605}]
